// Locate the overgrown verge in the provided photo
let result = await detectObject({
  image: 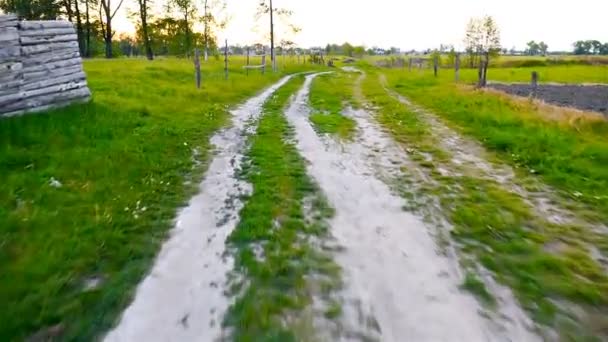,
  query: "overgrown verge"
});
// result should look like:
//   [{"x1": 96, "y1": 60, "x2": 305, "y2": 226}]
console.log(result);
[
  {"x1": 0, "y1": 58, "x2": 303, "y2": 341},
  {"x1": 308, "y1": 72, "x2": 357, "y2": 140},
  {"x1": 361, "y1": 72, "x2": 608, "y2": 340},
  {"x1": 385, "y1": 71, "x2": 608, "y2": 225},
  {"x1": 224, "y1": 75, "x2": 341, "y2": 340}
]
